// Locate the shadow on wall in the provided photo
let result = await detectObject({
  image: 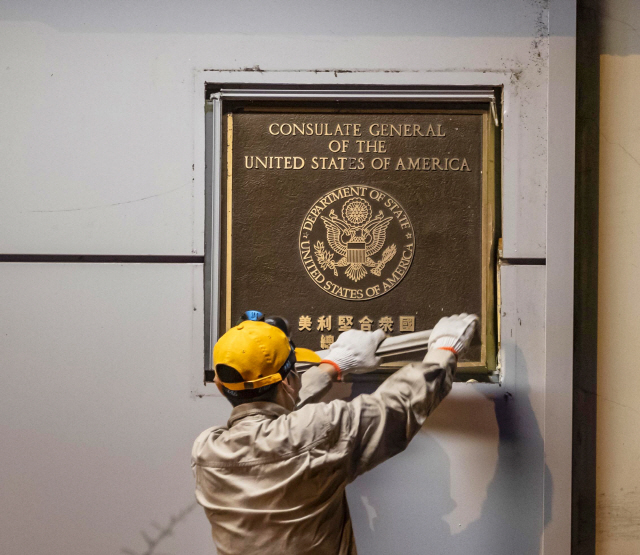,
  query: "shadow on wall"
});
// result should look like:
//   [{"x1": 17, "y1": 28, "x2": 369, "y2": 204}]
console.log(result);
[{"x1": 346, "y1": 346, "x2": 552, "y2": 555}]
